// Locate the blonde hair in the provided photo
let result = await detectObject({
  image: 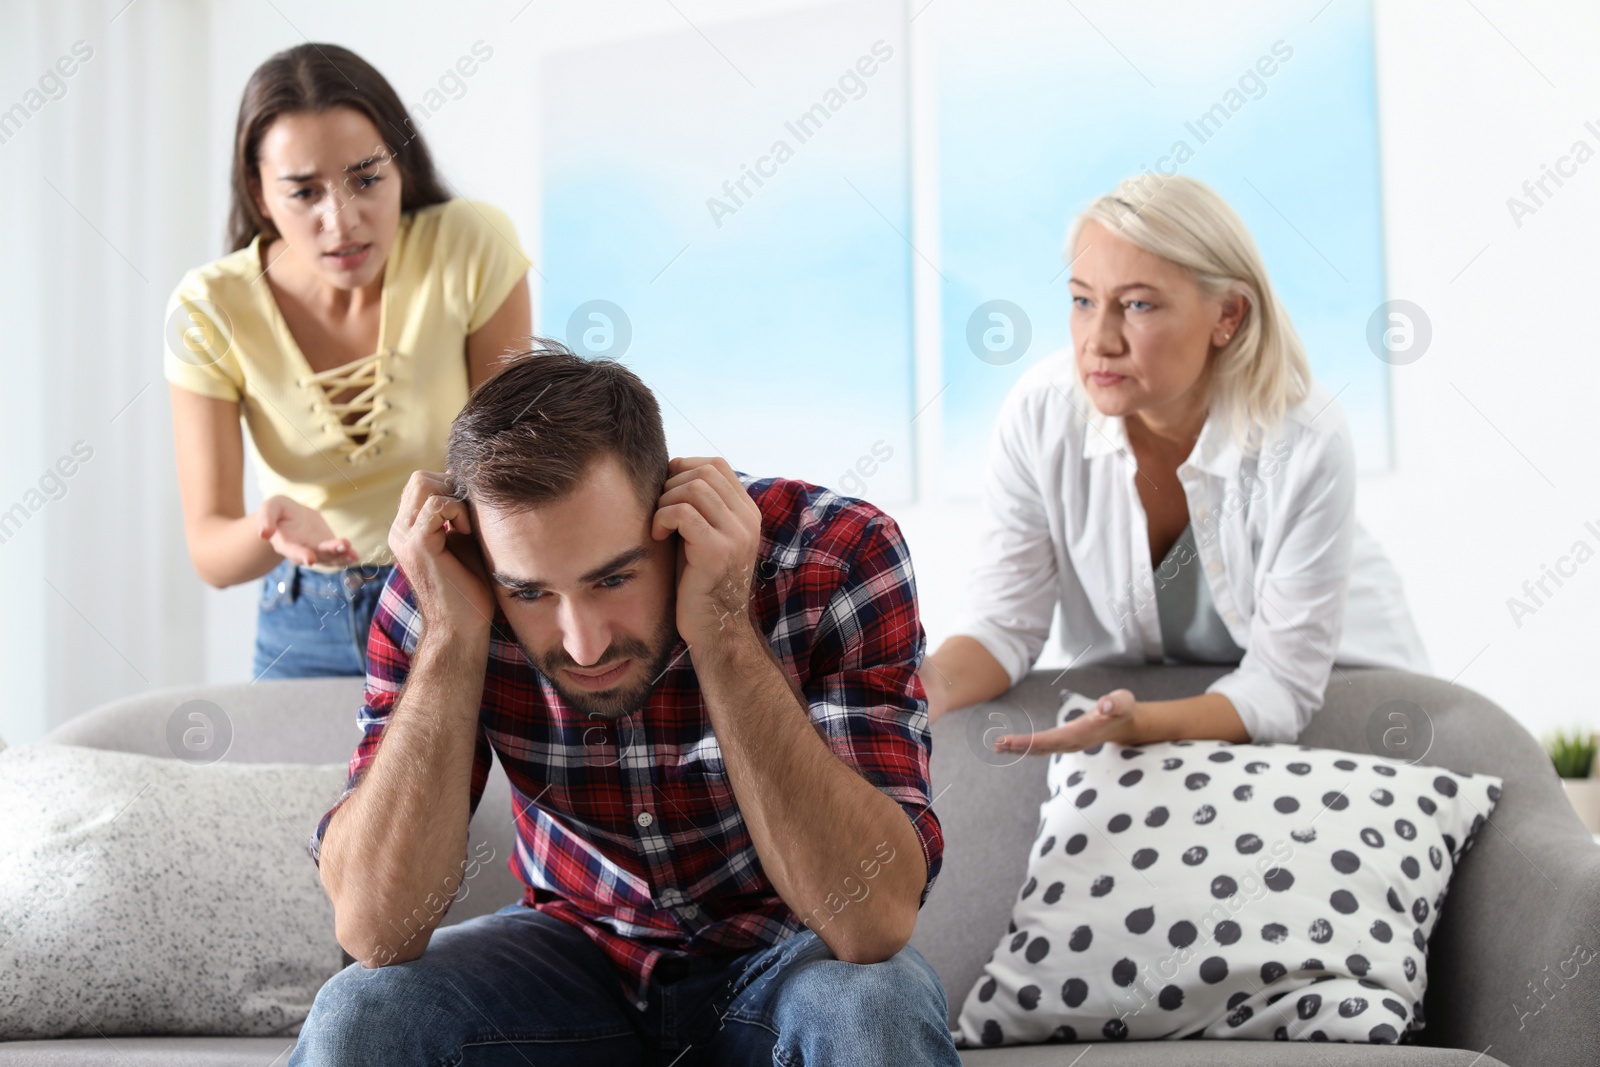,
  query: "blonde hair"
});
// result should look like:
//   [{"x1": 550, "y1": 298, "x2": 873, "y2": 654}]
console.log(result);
[{"x1": 1065, "y1": 173, "x2": 1311, "y2": 449}]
